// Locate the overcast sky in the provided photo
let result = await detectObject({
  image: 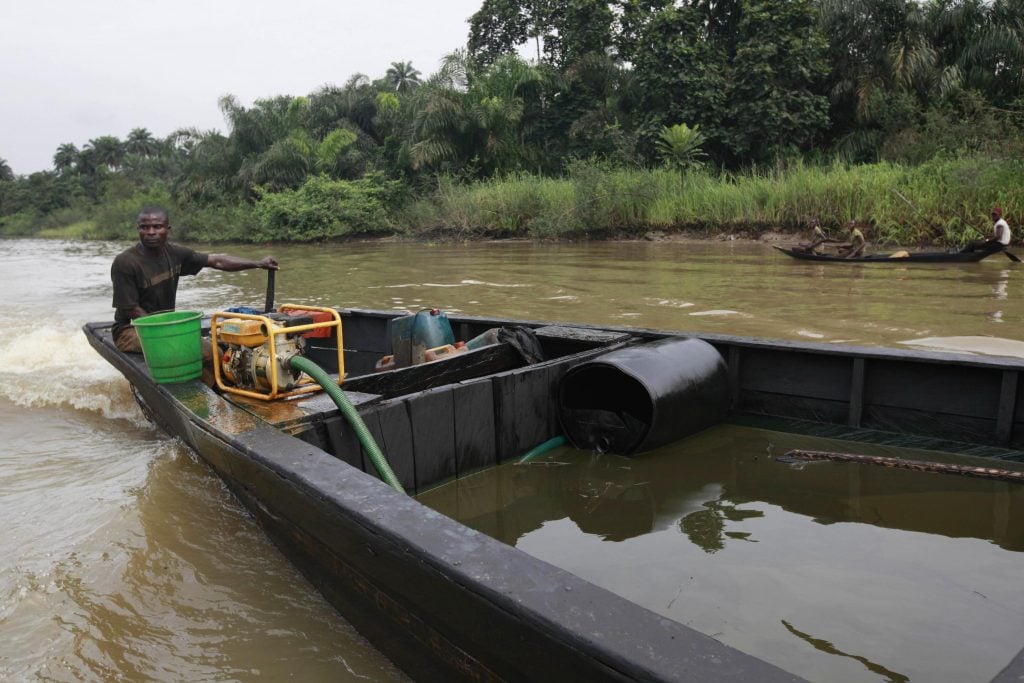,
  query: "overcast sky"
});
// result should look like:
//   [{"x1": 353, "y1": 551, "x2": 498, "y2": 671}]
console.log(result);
[{"x1": 1, "y1": 0, "x2": 482, "y2": 174}]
